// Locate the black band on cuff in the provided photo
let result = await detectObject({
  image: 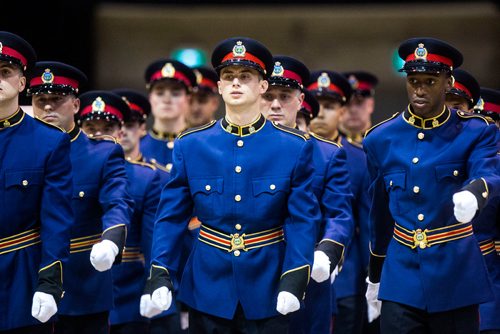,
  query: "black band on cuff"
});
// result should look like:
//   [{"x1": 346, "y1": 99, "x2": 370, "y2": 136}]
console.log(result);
[
  {"x1": 278, "y1": 265, "x2": 310, "y2": 301},
  {"x1": 102, "y1": 225, "x2": 126, "y2": 264},
  {"x1": 462, "y1": 179, "x2": 488, "y2": 211},
  {"x1": 316, "y1": 240, "x2": 344, "y2": 272},
  {"x1": 37, "y1": 261, "x2": 64, "y2": 304},
  {"x1": 368, "y1": 254, "x2": 385, "y2": 283},
  {"x1": 144, "y1": 265, "x2": 174, "y2": 294}
]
